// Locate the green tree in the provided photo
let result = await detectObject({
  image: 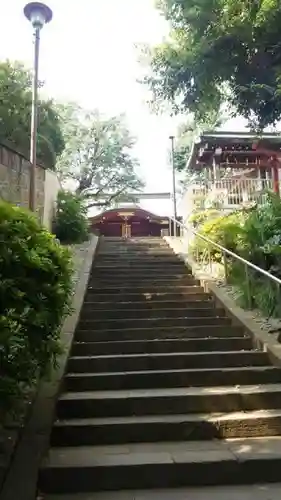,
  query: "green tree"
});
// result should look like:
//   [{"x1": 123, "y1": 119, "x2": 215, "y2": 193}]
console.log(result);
[
  {"x1": 56, "y1": 103, "x2": 144, "y2": 208},
  {"x1": 144, "y1": 0, "x2": 281, "y2": 129},
  {"x1": 173, "y1": 111, "x2": 225, "y2": 172},
  {"x1": 0, "y1": 60, "x2": 64, "y2": 168},
  {"x1": 53, "y1": 190, "x2": 89, "y2": 244}
]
